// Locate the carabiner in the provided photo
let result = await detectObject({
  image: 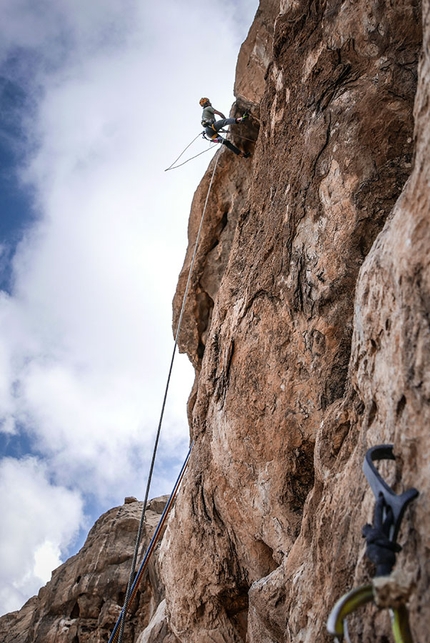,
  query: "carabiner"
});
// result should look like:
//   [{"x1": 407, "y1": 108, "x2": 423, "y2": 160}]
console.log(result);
[
  {"x1": 327, "y1": 585, "x2": 414, "y2": 643},
  {"x1": 363, "y1": 445, "x2": 419, "y2": 544},
  {"x1": 327, "y1": 584, "x2": 374, "y2": 642}
]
